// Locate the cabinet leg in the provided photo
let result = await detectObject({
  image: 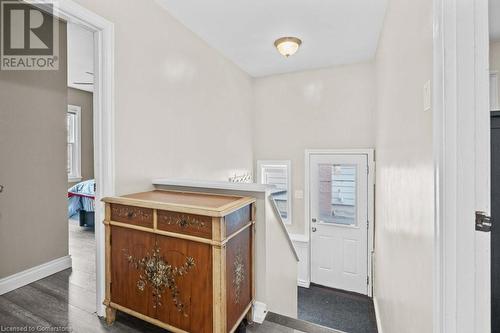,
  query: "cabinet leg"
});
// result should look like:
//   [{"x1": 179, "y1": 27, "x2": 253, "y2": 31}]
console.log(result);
[{"x1": 105, "y1": 306, "x2": 116, "y2": 325}]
